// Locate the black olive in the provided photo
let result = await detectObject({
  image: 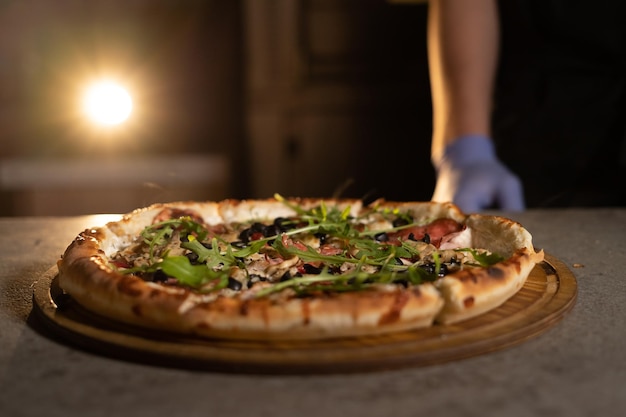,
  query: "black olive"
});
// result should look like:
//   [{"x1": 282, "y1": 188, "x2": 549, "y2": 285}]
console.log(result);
[
  {"x1": 238, "y1": 228, "x2": 252, "y2": 243},
  {"x1": 251, "y1": 222, "x2": 266, "y2": 233},
  {"x1": 420, "y1": 262, "x2": 448, "y2": 277},
  {"x1": 449, "y1": 257, "x2": 461, "y2": 266},
  {"x1": 421, "y1": 233, "x2": 431, "y2": 244},
  {"x1": 374, "y1": 232, "x2": 389, "y2": 242},
  {"x1": 314, "y1": 232, "x2": 327, "y2": 244},
  {"x1": 227, "y1": 277, "x2": 243, "y2": 291},
  {"x1": 247, "y1": 274, "x2": 265, "y2": 288},
  {"x1": 153, "y1": 270, "x2": 169, "y2": 282},
  {"x1": 201, "y1": 241, "x2": 212, "y2": 249},
  {"x1": 240, "y1": 222, "x2": 274, "y2": 242},
  {"x1": 420, "y1": 262, "x2": 436, "y2": 275},
  {"x1": 264, "y1": 224, "x2": 281, "y2": 238},
  {"x1": 280, "y1": 271, "x2": 293, "y2": 282},
  {"x1": 393, "y1": 217, "x2": 411, "y2": 227},
  {"x1": 329, "y1": 265, "x2": 342, "y2": 274},
  {"x1": 303, "y1": 264, "x2": 322, "y2": 274},
  {"x1": 231, "y1": 241, "x2": 248, "y2": 249},
  {"x1": 274, "y1": 217, "x2": 295, "y2": 232},
  {"x1": 186, "y1": 252, "x2": 199, "y2": 263}
]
